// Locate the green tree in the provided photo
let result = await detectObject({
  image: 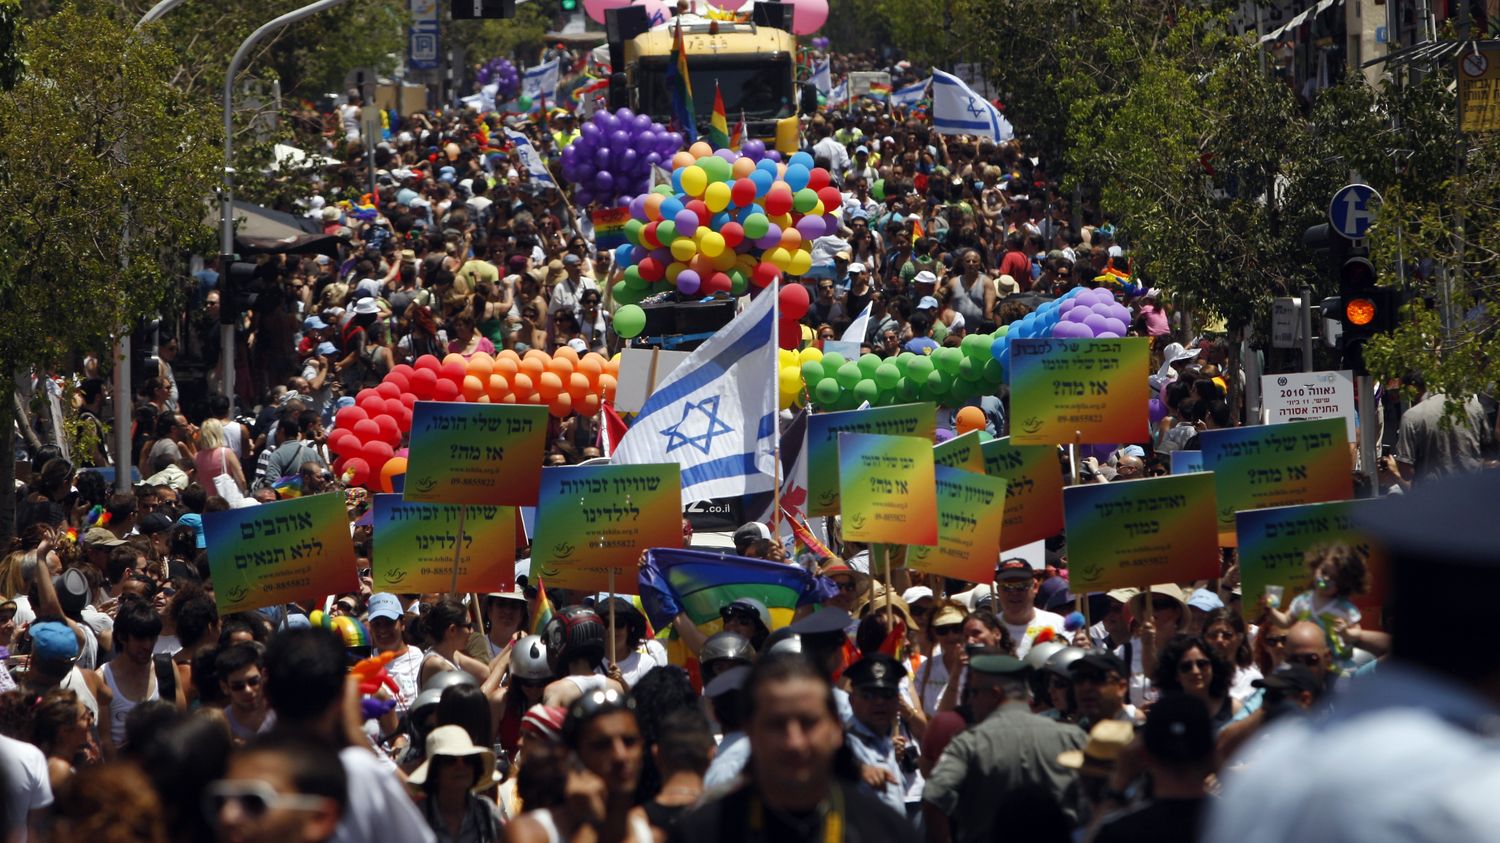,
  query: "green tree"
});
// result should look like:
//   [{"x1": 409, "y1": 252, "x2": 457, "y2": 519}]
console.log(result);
[
  {"x1": 446, "y1": 3, "x2": 550, "y2": 66},
  {"x1": 0, "y1": 6, "x2": 218, "y2": 544}
]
